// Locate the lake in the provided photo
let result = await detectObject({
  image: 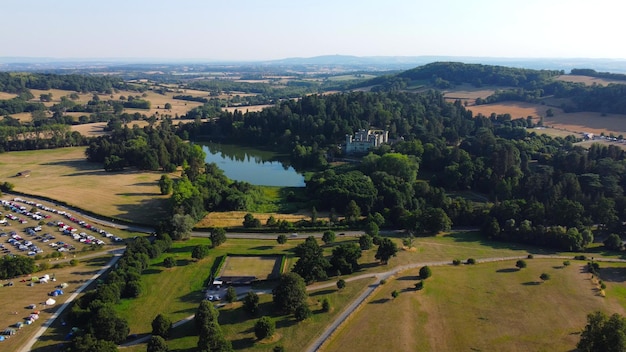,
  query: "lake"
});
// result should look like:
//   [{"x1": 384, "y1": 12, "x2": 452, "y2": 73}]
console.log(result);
[{"x1": 200, "y1": 142, "x2": 305, "y2": 187}]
